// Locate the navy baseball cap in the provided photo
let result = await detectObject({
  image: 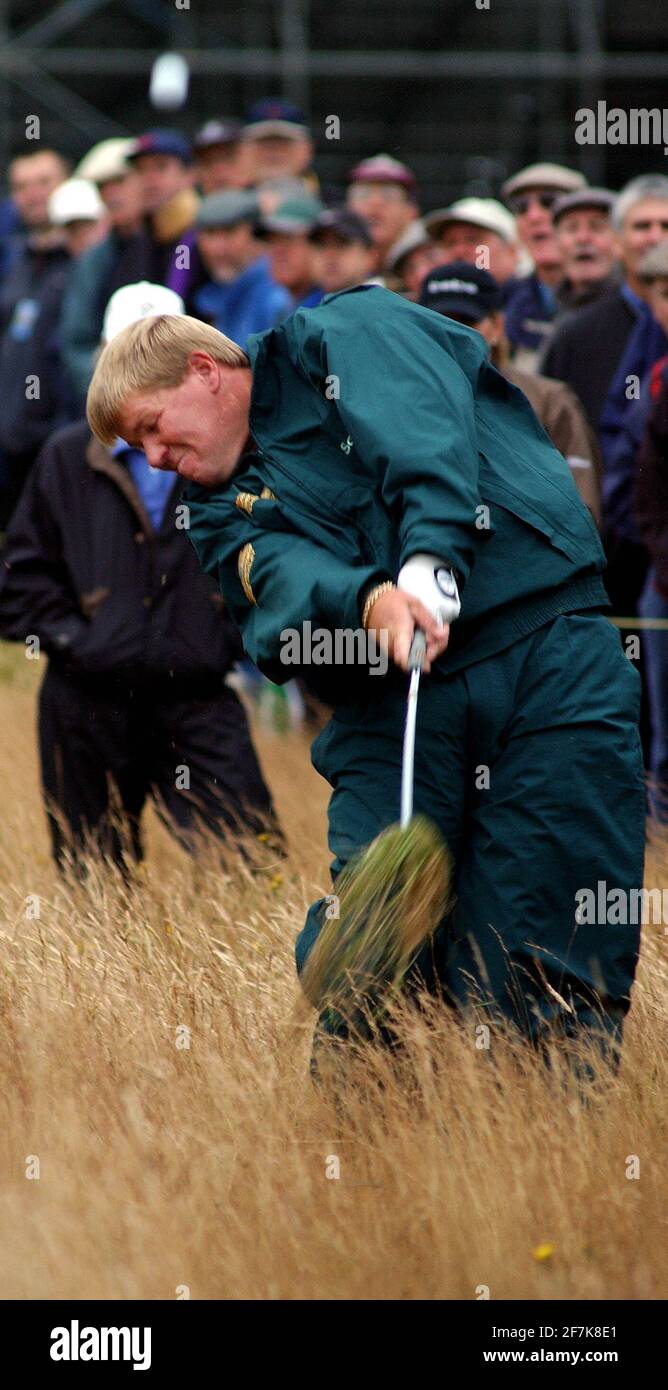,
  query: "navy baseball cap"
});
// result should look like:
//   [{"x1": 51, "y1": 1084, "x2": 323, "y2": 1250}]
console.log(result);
[
  {"x1": 127, "y1": 130, "x2": 192, "y2": 165},
  {"x1": 242, "y1": 99, "x2": 310, "y2": 141},
  {"x1": 418, "y1": 261, "x2": 503, "y2": 321},
  {"x1": 309, "y1": 208, "x2": 372, "y2": 247}
]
